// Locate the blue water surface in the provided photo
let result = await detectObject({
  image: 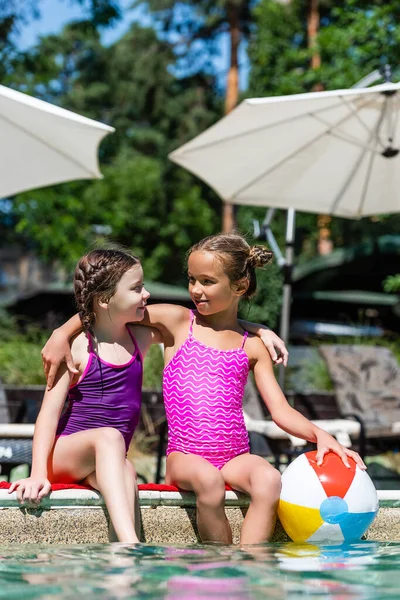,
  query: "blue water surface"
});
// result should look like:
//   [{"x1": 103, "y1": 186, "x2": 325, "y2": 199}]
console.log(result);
[{"x1": 0, "y1": 541, "x2": 399, "y2": 599}]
